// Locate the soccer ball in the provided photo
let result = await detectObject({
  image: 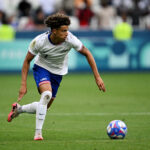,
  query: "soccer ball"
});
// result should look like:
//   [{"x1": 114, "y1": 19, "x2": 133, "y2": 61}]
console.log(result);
[{"x1": 107, "y1": 120, "x2": 127, "y2": 139}]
